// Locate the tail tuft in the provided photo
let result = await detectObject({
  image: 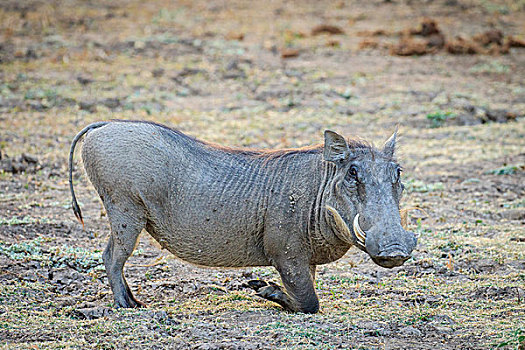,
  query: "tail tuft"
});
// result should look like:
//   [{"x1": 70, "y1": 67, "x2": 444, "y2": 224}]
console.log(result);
[{"x1": 73, "y1": 200, "x2": 84, "y2": 230}]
